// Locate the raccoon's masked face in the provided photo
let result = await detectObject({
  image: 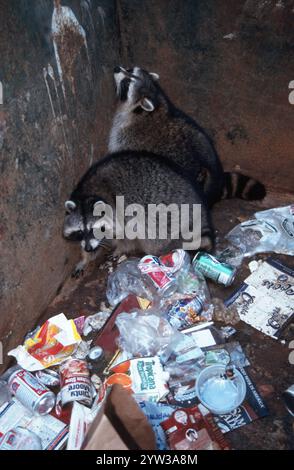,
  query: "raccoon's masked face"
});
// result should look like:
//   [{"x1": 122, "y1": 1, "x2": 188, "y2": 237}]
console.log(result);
[
  {"x1": 113, "y1": 66, "x2": 160, "y2": 113},
  {"x1": 63, "y1": 200, "x2": 102, "y2": 252}
]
